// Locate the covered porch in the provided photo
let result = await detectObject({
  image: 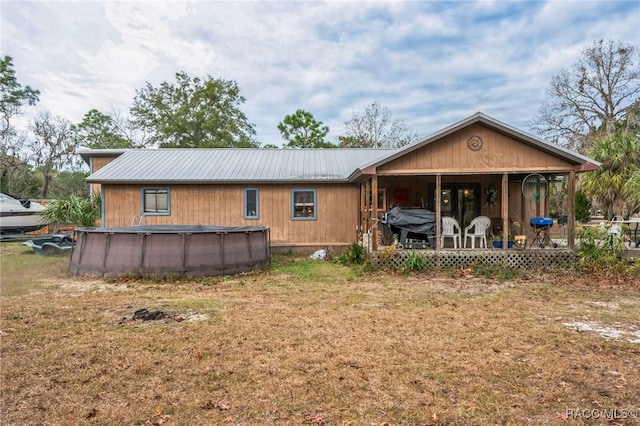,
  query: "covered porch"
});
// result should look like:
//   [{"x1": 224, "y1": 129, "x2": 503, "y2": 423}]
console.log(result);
[
  {"x1": 352, "y1": 113, "x2": 599, "y2": 253},
  {"x1": 359, "y1": 172, "x2": 578, "y2": 252}
]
